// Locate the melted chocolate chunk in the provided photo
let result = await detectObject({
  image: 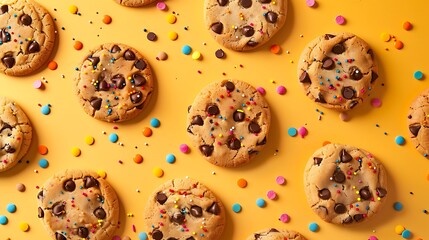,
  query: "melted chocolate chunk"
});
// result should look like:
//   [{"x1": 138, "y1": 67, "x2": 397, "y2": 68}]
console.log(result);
[
  {"x1": 268, "y1": 228, "x2": 279, "y2": 233},
  {"x1": 0, "y1": 5, "x2": 8, "y2": 14},
  {"x1": 52, "y1": 203, "x2": 65, "y2": 216},
  {"x1": 199, "y1": 145, "x2": 214, "y2": 157},
  {"x1": 342, "y1": 87, "x2": 355, "y2": 100},
  {"x1": 56, "y1": 233, "x2": 67, "y2": 240},
  {"x1": 38, "y1": 207, "x2": 44, "y2": 218},
  {"x1": 20, "y1": 14, "x2": 32, "y2": 26},
  {"x1": 334, "y1": 203, "x2": 347, "y2": 214},
  {"x1": 359, "y1": 186, "x2": 372, "y2": 200},
  {"x1": 156, "y1": 192, "x2": 168, "y2": 204},
  {"x1": 93, "y1": 207, "x2": 106, "y2": 219},
  {"x1": 322, "y1": 57, "x2": 335, "y2": 70},
  {"x1": 167, "y1": 238, "x2": 178, "y2": 240},
  {"x1": 152, "y1": 230, "x2": 163, "y2": 240},
  {"x1": 265, "y1": 11, "x2": 278, "y2": 23},
  {"x1": 130, "y1": 91, "x2": 143, "y2": 104},
  {"x1": 248, "y1": 122, "x2": 261, "y2": 133},
  {"x1": 376, "y1": 187, "x2": 387, "y2": 198},
  {"x1": 191, "y1": 115, "x2": 204, "y2": 126},
  {"x1": 332, "y1": 43, "x2": 345, "y2": 54},
  {"x1": 98, "y1": 81, "x2": 110, "y2": 91},
  {"x1": 171, "y1": 212, "x2": 185, "y2": 224},
  {"x1": 78, "y1": 227, "x2": 89, "y2": 238},
  {"x1": 340, "y1": 149, "x2": 352, "y2": 163},
  {"x1": 0, "y1": 28, "x2": 9, "y2": 42},
  {"x1": 349, "y1": 66, "x2": 363, "y2": 80},
  {"x1": 240, "y1": 0, "x2": 252, "y2": 8},
  {"x1": 318, "y1": 188, "x2": 331, "y2": 200},
  {"x1": 228, "y1": 137, "x2": 241, "y2": 150},
  {"x1": 409, "y1": 124, "x2": 421, "y2": 136},
  {"x1": 299, "y1": 71, "x2": 311, "y2": 84},
  {"x1": 186, "y1": 237, "x2": 195, "y2": 240},
  {"x1": 349, "y1": 100, "x2": 359, "y2": 109},
  {"x1": 260, "y1": 0, "x2": 271, "y2": 3},
  {"x1": 4, "y1": 144, "x2": 15, "y2": 153},
  {"x1": 343, "y1": 216, "x2": 353, "y2": 224},
  {"x1": 88, "y1": 56, "x2": 100, "y2": 68},
  {"x1": 0, "y1": 123, "x2": 12, "y2": 132},
  {"x1": 256, "y1": 137, "x2": 267, "y2": 146},
  {"x1": 83, "y1": 176, "x2": 99, "y2": 188},
  {"x1": 111, "y1": 45, "x2": 121, "y2": 53},
  {"x1": 27, "y1": 41, "x2": 40, "y2": 54},
  {"x1": 124, "y1": 50, "x2": 136, "y2": 60},
  {"x1": 315, "y1": 92, "x2": 326, "y2": 103},
  {"x1": 225, "y1": 81, "x2": 235, "y2": 91},
  {"x1": 333, "y1": 169, "x2": 346, "y2": 183},
  {"x1": 207, "y1": 202, "x2": 221, "y2": 215},
  {"x1": 371, "y1": 71, "x2": 378, "y2": 83},
  {"x1": 133, "y1": 73, "x2": 146, "y2": 86},
  {"x1": 90, "y1": 98, "x2": 102, "y2": 110},
  {"x1": 206, "y1": 104, "x2": 220, "y2": 116},
  {"x1": 367, "y1": 49, "x2": 374, "y2": 59},
  {"x1": 190, "y1": 206, "x2": 203, "y2": 217},
  {"x1": 353, "y1": 214, "x2": 364, "y2": 222},
  {"x1": 233, "y1": 111, "x2": 245, "y2": 122},
  {"x1": 111, "y1": 74, "x2": 126, "y2": 89},
  {"x1": 63, "y1": 179, "x2": 76, "y2": 192},
  {"x1": 217, "y1": 0, "x2": 228, "y2": 6},
  {"x1": 242, "y1": 26, "x2": 255, "y2": 37},
  {"x1": 37, "y1": 191, "x2": 44, "y2": 200},
  {"x1": 324, "y1": 34, "x2": 336, "y2": 40},
  {"x1": 211, "y1": 22, "x2": 223, "y2": 34},
  {"x1": 134, "y1": 59, "x2": 147, "y2": 70},
  {"x1": 314, "y1": 157, "x2": 323, "y2": 165},
  {"x1": 2, "y1": 56, "x2": 15, "y2": 68},
  {"x1": 246, "y1": 40, "x2": 258, "y2": 47}
]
